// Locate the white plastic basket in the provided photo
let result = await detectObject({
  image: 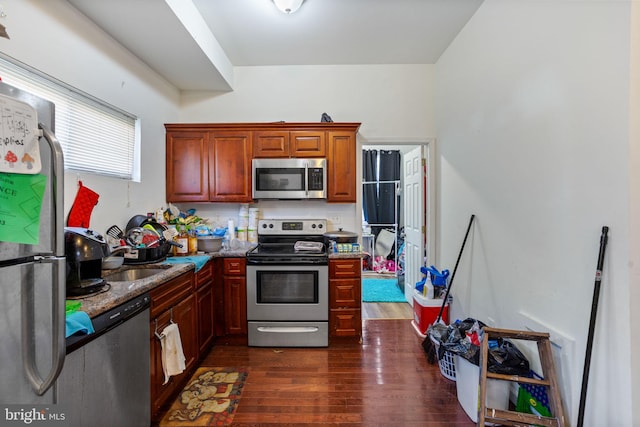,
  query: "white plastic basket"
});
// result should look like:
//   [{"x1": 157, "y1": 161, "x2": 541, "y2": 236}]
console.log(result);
[{"x1": 430, "y1": 335, "x2": 456, "y2": 381}]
